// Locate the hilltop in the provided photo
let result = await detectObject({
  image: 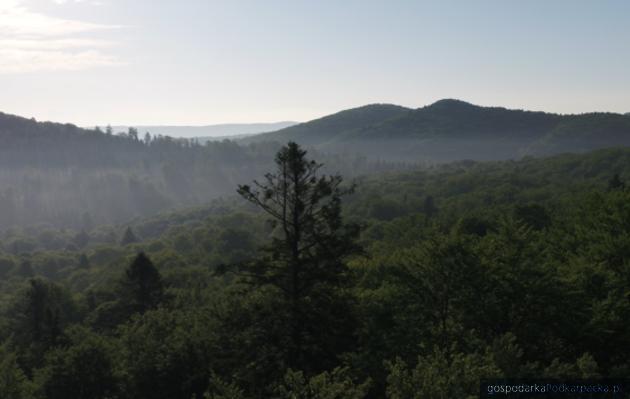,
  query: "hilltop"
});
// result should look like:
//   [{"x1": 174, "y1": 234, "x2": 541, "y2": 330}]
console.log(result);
[{"x1": 245, "y1": 99, "x2": 630, "y2": 161}]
